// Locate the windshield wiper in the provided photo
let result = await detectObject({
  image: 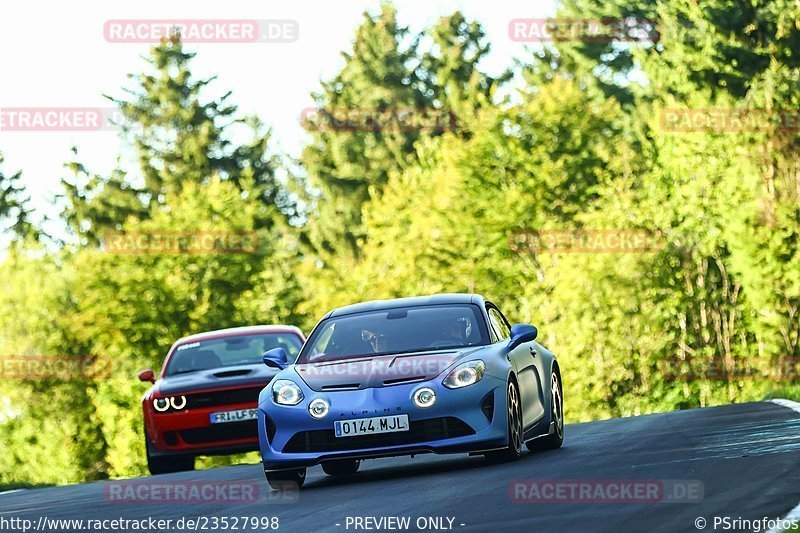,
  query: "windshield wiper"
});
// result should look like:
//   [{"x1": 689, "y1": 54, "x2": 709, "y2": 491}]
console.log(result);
[
  {"x1": 312, "y1": 354, "x2": 375, "y2": 365},
  {"x1": 170, "y1": 369, "x2": 202, "y2": 376}
]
